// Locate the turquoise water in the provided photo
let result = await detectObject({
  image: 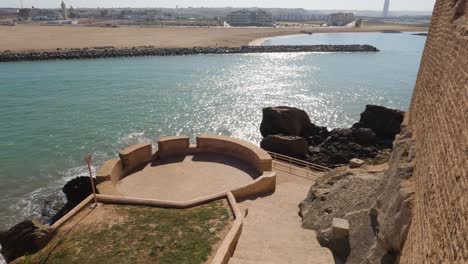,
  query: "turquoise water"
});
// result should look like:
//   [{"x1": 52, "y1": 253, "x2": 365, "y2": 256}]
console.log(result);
[{"x1": 0, "y1": 32, "x2": 426, "y2": 231}]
